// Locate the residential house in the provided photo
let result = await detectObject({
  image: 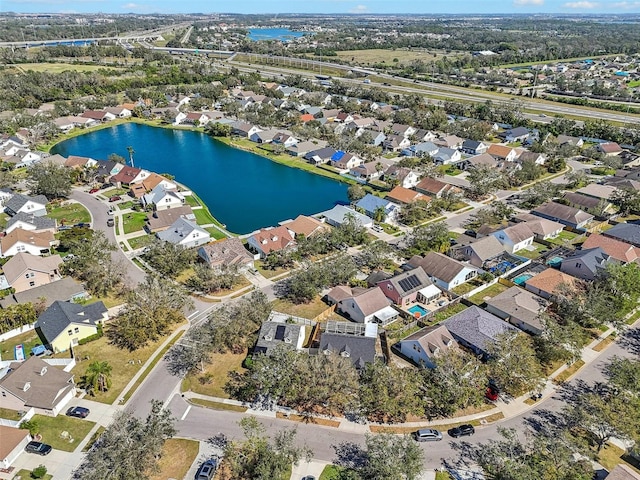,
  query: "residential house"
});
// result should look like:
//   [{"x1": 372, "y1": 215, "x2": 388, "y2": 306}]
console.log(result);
[
  {"x1": 487, "y1": 144, "x2": 518, "y2": 162},
  {"x1": 35, "y1": 301, "x2": 108, "y2": 353},
  {"x1": 398, "y1": 324, "x2": 457, "y2": 368},
  {"x1": 111, "y1": 166, "x2": 150, "y2": 187},
  {"x1": 145, "y1": 206, "x2": 195, "y2": 233},
  {"x1": 64, "y1": 155, "x2": 96, "y2": 169},
  {"x1": 465, "y1": 153, "x2": 503, "y2": 170},
  {"x1": 415, "y1": 177, "x2": 458, "y2": 198},
  {"x1": 500, "y1": 126, "x2": 532, "y2": 143},
  {"x1": 318, "y1": 330, "x2": 377, "y2": 369},
  {"x1": 557, "y1": 135, "x2": 584, "y2": 148},
  {"x1": 133, "y1": 173, "x2": 177, "y2": 195},
  {"x1": 0, "y1": 355, "x2": 76, "y2": 416},
  {"x1": 197, "y1": 237, "x2": 254, "y2": 272},
  {"x1": 386, "y1": 186, "x2": 428, "y2": 206},
  {"x1": 598, "y1": 142, "x2": 623, "y2": 156},
  {"x1": 512, "y1": 213, "x2": 564, "y2": 240},
  {"x1": 280, "y1": 215, "x2": 330, "y2": 238},
  {"x1": 247, "y1": 225, "x2": 295, "y2": 258},
  {"x1": 328, "y1": 285, "x2": 398, "y2": 324},
  {"x1": 272, "y1": 132, "x2": 298, "y2": 148},
  {"x1": 305, "y1": 146, "x2": 337, "y2": 165},
  {"x1": 355, "y1": 194, "x2": 400, "y2": 222},
  {"x1": 404, "y1": 141, "x2": 439, "y2": 158},
  {"x1": 250, "y1": 128, "x2": 280, "y2": 144},
  {"x1": 562, "y1": 192, "x2": 610, "y2": 215},
  {"x1": 407, "y1": 252, "x2": 477, "y2": 291},
  {"x1": 0, "y1": 425, "x2": 30, "y2": 470},
  {"x1": 4, "y1": 194, "x2": 48, "y2": 217},
  {"x1": 230, "y1": 121, "x2": 261, "y2": 138},
  {"x1": 356, "y1": 129, "x2": 386, "y2": 147},
  {"x1": 181, "y1": 112, "x2": 210, "y2": 127},
  {"x1": 532, "y1": 202, "x2": 594, "y2": 229},
  {"x1": 485, "y1": 286, "x2": 549, "y2": 335},
  {"x1": 81, "y1": 110, "x2": 116, "y2": 122},
  {"x1": 604, "y1": 464, "x2": 640, "y2": 480},
  {"x1": 318, "y1": 205, "x2": 373, "y2": 229},
  {"x1": 433, "y1": 147, "x2": 463, "y2": 165},
  {"x1": 459, "y1": 236, "x2": 505, "y2": 268},
  {"x1": 517, "y1": 151, "x2": 546, "y2": 165},
  {"x1": 576, "y1": 184, "x2": 618, "y2": 202},
  {"x1": 53, "y1": 117, "x2": 76, "y2": 132},
  {"x1": 5, "y1": 213, "x2": 56, "y2": 235},
  {"x1": 461, "y1": 140, "x2": 489, "y2": 155},
  {"x1": 156, "y1": 217, "x2": 210, "y2": 249},
  {"x1": 349, "y1": 160, "x2": 388, "y2": 182},
  {"x1": 287, "y1": 140, "x2": 326, "y2": 157},
  {"x1": 330, "y1": 151, "x2": 363, "y2": 171},
  {"x1": 142, "y1": 185, "x2": 186, "y2": 211},
  {"x1": 443, "y1": 306, "x2": 519, "y2": 359},
  {"x1": 253, "y1": 313, "x2": 306, "y2": 356},
  {"x1": 376, "y1": 266, "x2": 436, "y2": 307},
  {"x1": 383, "y1": 134, "x2": 411, "y2": 152},
  {"x1": 384, "y1": 166, "x2": 420, "y2": 189},
  {"x1": 104, "y1": 106, "x2": 132, "y2": 118},
  {"x1": 524, "y1": 268, "x2": 577, "y2": 300},
  {"x1": 94, "y1": 160, "x2": 124, "y2": 180},
  {"x1": 1, "y1": 229, "x2": 55, "y2": 258},
  {"x1": 560, "y1": 247, "x2": 614, "y2": 281},
  {"x1": 603, "y1": 222, "x2": 640, "y2": 247},
  {"x1": 0, "y1": 188, "x2": 13, "y2": 208},
  {"x1": 434, "y1": 135, "x2": 464, "y2": 149},
  {"x1": 3, "y1": 149, "x2": 41, "y2": 168},
  {"x1": 390, "y1": 123, "x2": 416, "y2": 137},
  {"x1": 413, "y1": 129, "x2": 437, "y2": 142},
  {"x1": 492, "y1": 223, "x2": 535, "y2": 254},
  {"x1": 582, "y1": 233, "x2": 640, "y2": 263},
  {"x1": 0, "y1": 277, "x2": 87, "y2": 310},
  {"x1": 2, "y1": 253, "x2": 62, "y2": 293}
]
